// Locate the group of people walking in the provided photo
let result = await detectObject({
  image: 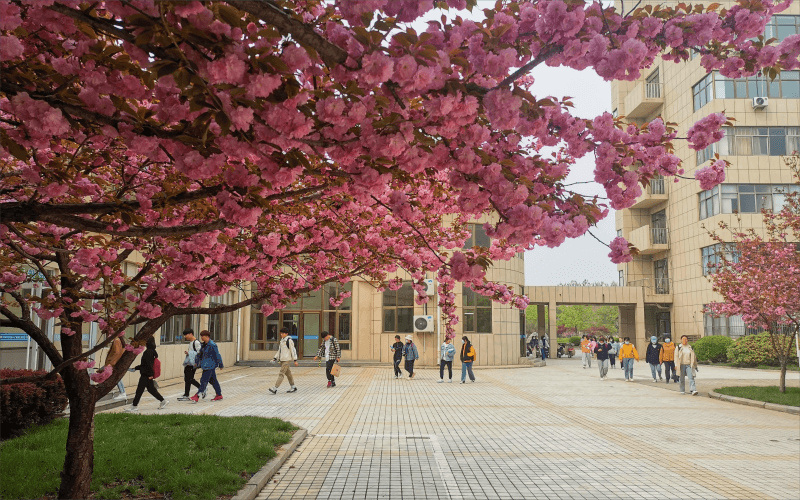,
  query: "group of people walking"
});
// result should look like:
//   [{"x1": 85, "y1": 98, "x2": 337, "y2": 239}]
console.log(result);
[{"x1": 580, "y1": 333, "x2": 698, "y2": 395}]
